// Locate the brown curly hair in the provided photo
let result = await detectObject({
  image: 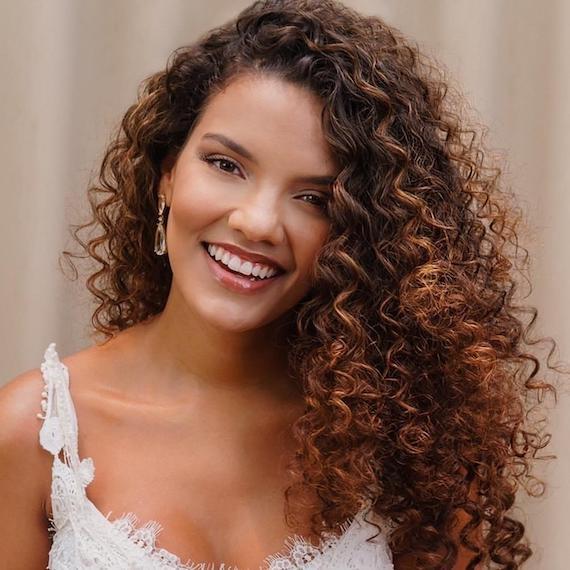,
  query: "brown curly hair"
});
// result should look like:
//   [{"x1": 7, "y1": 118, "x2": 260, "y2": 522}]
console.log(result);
[{"x1": 62, "y1": 0, "x2": 562, "y2": 567}]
